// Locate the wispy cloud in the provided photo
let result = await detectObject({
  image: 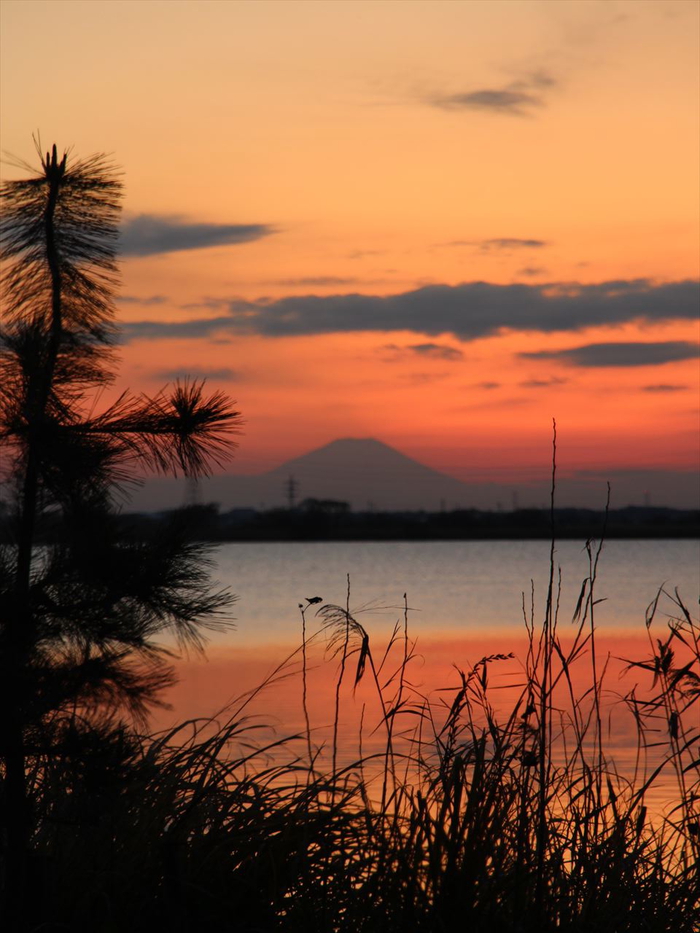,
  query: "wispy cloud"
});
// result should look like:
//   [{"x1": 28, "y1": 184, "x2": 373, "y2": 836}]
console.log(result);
[
  {"x1": 428, "y1": 71, "x2": 557, "y2": 117},
  {"x1": 402, "y1": 372, "x2": 451, "y2": 385},
  {"x1": 152, "y1": 366, "x2": 241, "y2": 382},
  {"x1": 122, "y1": 278, "x2": 699, "y2": 345},
  {"x1": 117, "y1": 294, "x2": 168, "y2": 305},
  {"x1": 432, "y1": 88, "x2": 543, "y2": 116},
  {"x1": 120, "y1": 214, "x2": 275, "y2": 257},
  {"x1": 517, "y1": 267, "x2": 548, "y2": 277},
  {"x1": 382, "y1": 342, "x2": 463, "y2": 361},
  {"x1": 522, "y1": 341, "x2": 700, "y2": 367},
  {"x1": 180, "y1": 298, "x2": 230, "y2": 311},
  {"x1": 409, "y1": 342, "x2": 463, "y2": 360},
  {"x1": 480, "y1": 238, "x2": 547, "y2": 251},
  {"x1": 125, "y1": 317, "x2": 234, "y2": 341},
  {"x1": 439, "y1": 237, "x2": 548, "y2": 251},
  {"x1": 268, "y1": 276, "x2": 363, "y2": 287},
  {"x1": 347, "y1": 249, "x2": 385, "y2": 260},
  {"x1": 519, "y1": 377, "x2": 568, "y2": 388},
  {"x1": 642, "y1": 383, "x2": 689, "y2": 392}
]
